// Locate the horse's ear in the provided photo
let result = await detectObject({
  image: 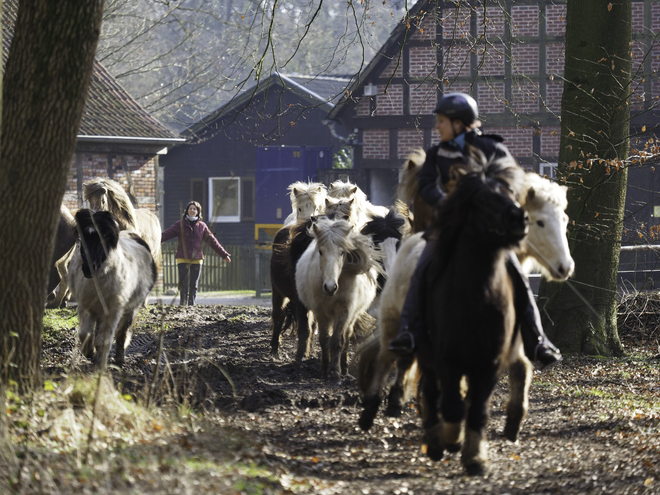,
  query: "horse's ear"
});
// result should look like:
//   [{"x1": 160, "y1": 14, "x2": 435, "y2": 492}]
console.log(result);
[
  {"x1": 325, "y1": 198, "x2": 332, "y2": 207},
  {"x1": 100, "y1": 187, "x2": 107, "y2": 195},
  {"x1": 349, "y1": 186, "x2": 358, "y2": 195},
  {"x1": 348, "y1": 197, "x2": 355, "y2": 206},
  {"x1": 312, "y1": 223, "x2": 320, "y2": 236},
  {"x1": 527, "y1": 187, "x2": 536, "y2": 202},
  {"x1": 310, "y1": 215, "x2": 318, "y2": 224},
  {"x1": 293, "y1": 187, "x2": 301, "y2": 196}
]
